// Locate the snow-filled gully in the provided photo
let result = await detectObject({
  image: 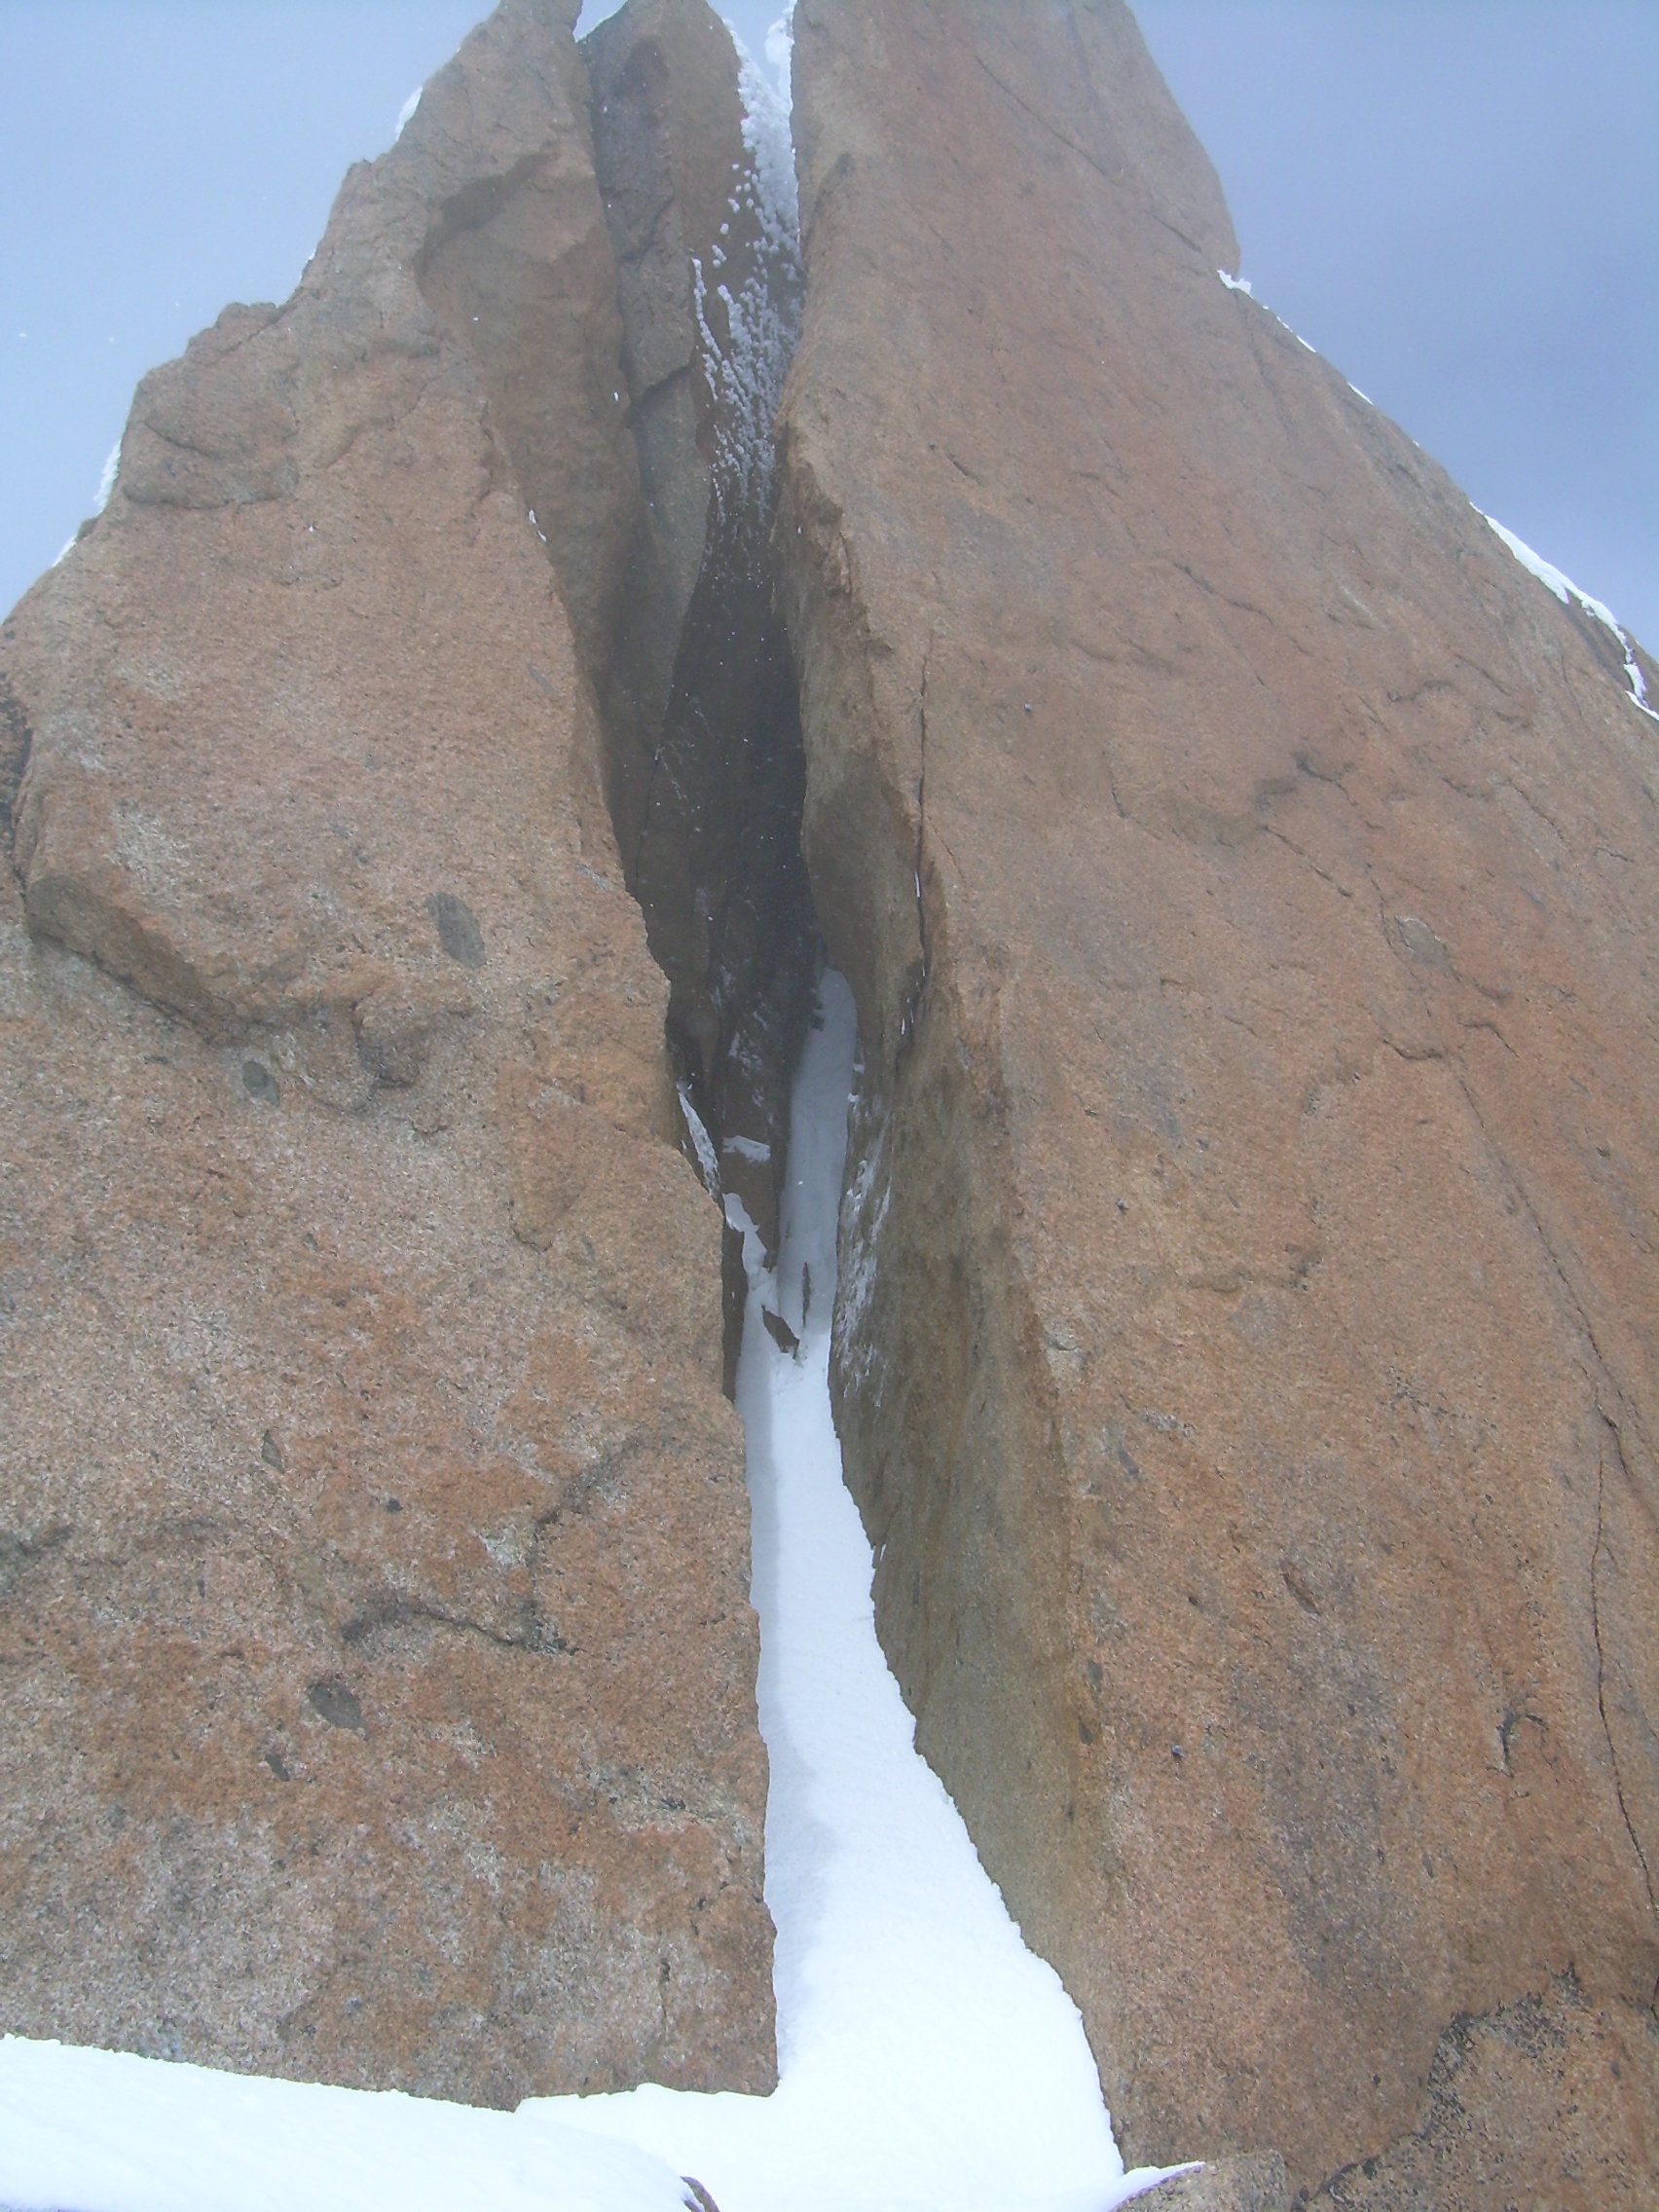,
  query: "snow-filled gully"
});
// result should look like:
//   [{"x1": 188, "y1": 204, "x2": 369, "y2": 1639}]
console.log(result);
[
  {"x1": 0, "y1": 977, "x2": 1171, "y2": 2212},
  {"x1": 533, "y1": 972, "x2": 1167, "y2": 2211}
]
